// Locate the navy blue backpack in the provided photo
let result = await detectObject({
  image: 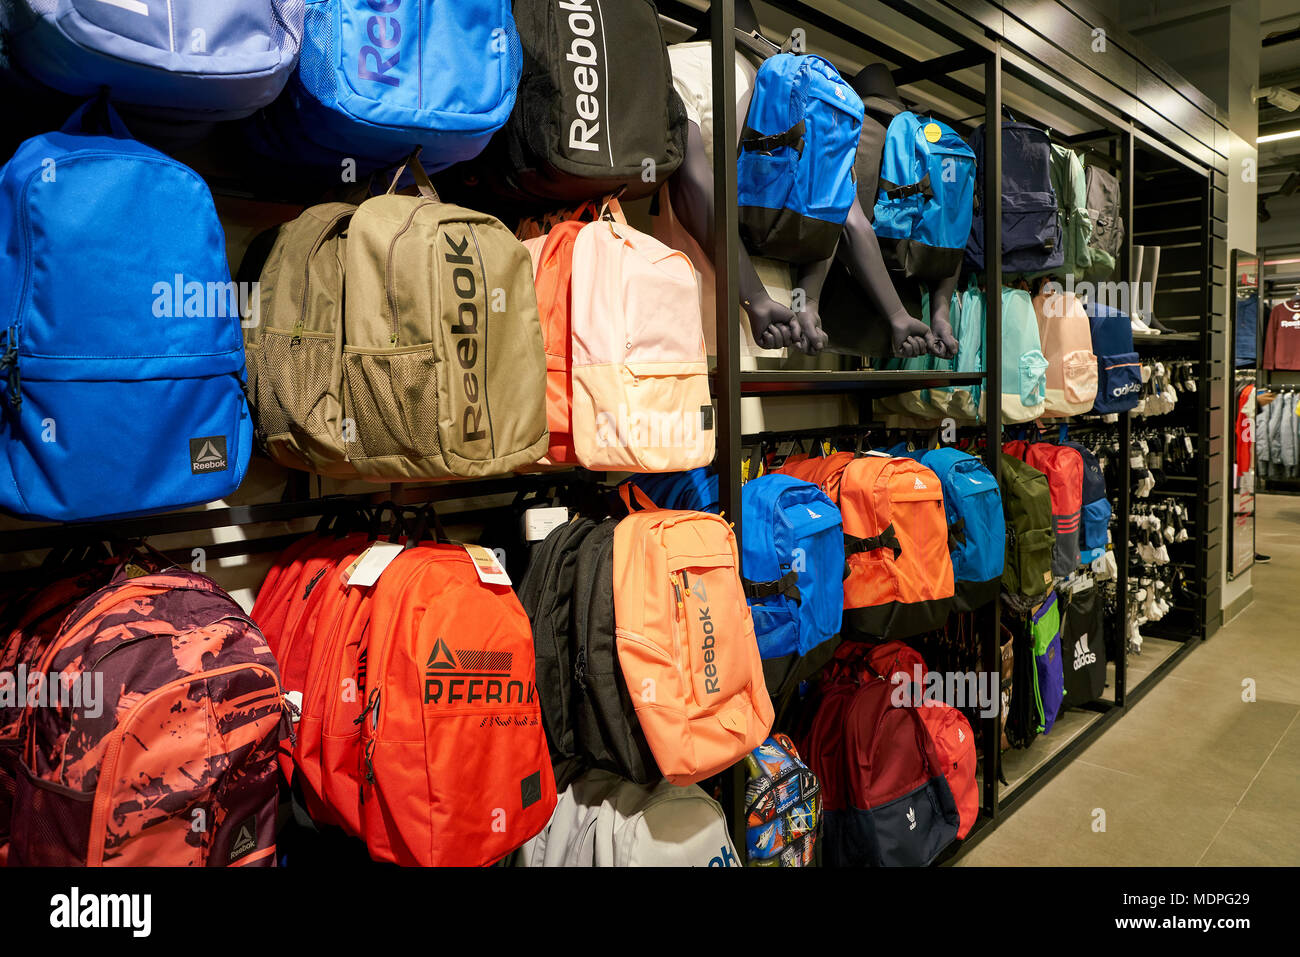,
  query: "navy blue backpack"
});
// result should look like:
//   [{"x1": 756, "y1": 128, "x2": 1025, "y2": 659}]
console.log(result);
[
  {"x1": 737, "y1": 53, "x2": 863, "y2": 263},
  {"x1": 740, "y1": 475, "x2": 844, "y2": 659},
  {"x1": 915, "y1": 448, "x2": 1005, "y2": 611},
  {"x1": 966, "y1": 121, "x2": 1064, "y2": 273},
  {"x1": 1061, "y1": 432, "x2": 1111, "y2": 564},
  {"x1": 252, "y1": 0, "x2": 522, "y2": 169},
  {"x1": 0, "y1": 102, "x2": 251, "y2": 522},
  {"x1": 8, "y1": 0, "x2": 302, "y2": 120},
  {"x1": 1086, "y1": 301, "x2": 1141, "y2": 413}
]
